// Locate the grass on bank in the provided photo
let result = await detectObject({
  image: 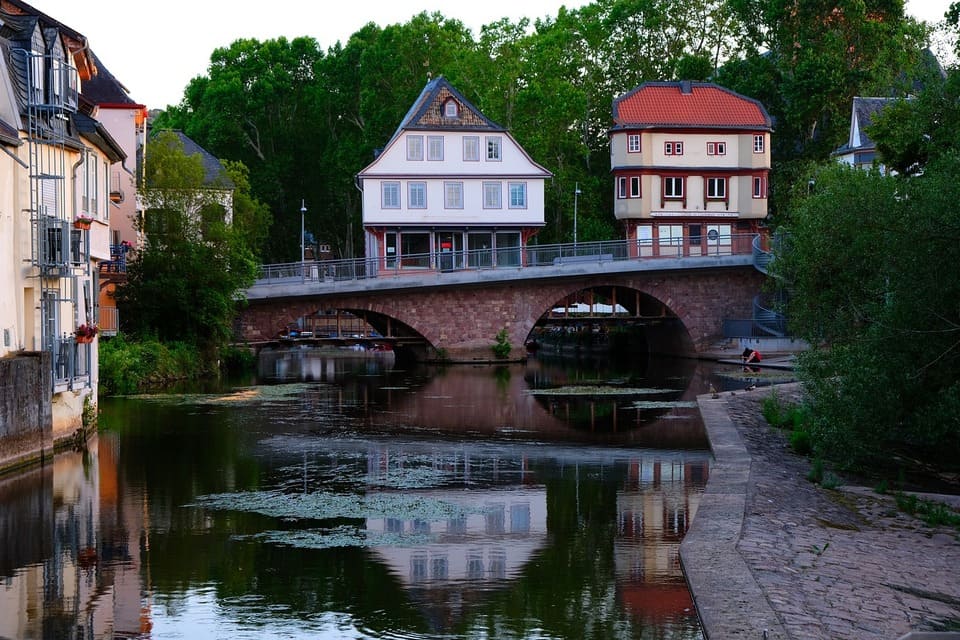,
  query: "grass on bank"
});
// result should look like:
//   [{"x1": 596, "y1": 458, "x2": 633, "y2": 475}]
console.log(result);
[
  {"x1": 760, "y1": 389, "x2": 960, "y2": 529},
  {"x1": 99, "y1": 334, "x2": 254, "y2": 395}
]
